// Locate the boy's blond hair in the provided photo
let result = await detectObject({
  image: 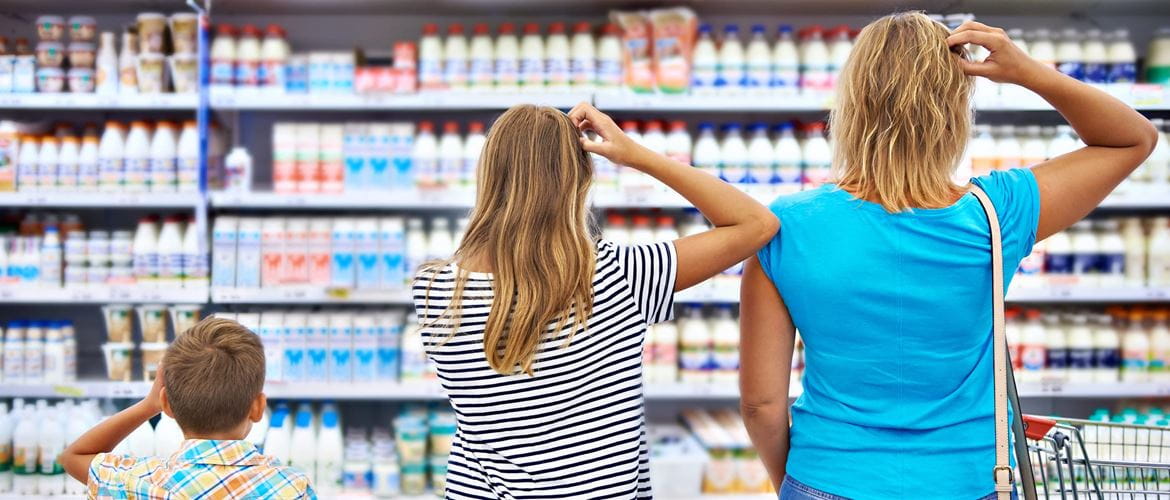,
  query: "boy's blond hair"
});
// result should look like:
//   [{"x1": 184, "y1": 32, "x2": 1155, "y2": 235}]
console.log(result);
[{"x1": 164, "y1": 318, "x2": 265, "y2": 434}]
